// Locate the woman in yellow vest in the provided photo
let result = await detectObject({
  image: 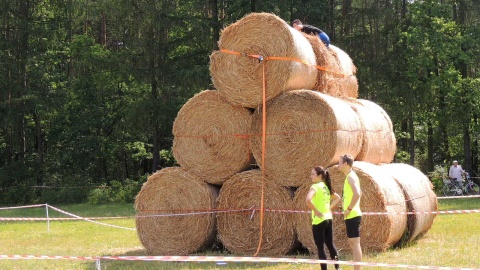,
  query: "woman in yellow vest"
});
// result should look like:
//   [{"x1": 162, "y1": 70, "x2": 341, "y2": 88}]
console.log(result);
[{"x1": 306, "y1": 166, "x2": 341, "y2": 270}]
